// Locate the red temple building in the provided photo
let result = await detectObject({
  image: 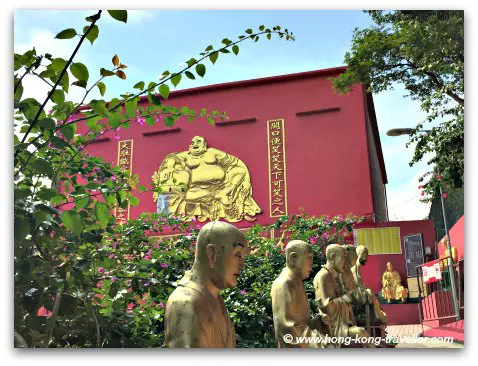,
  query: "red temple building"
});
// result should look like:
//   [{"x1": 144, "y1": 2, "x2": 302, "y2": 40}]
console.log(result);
[{"x1": 78, "y1": 67, "x2": 463, "y2": 331}]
